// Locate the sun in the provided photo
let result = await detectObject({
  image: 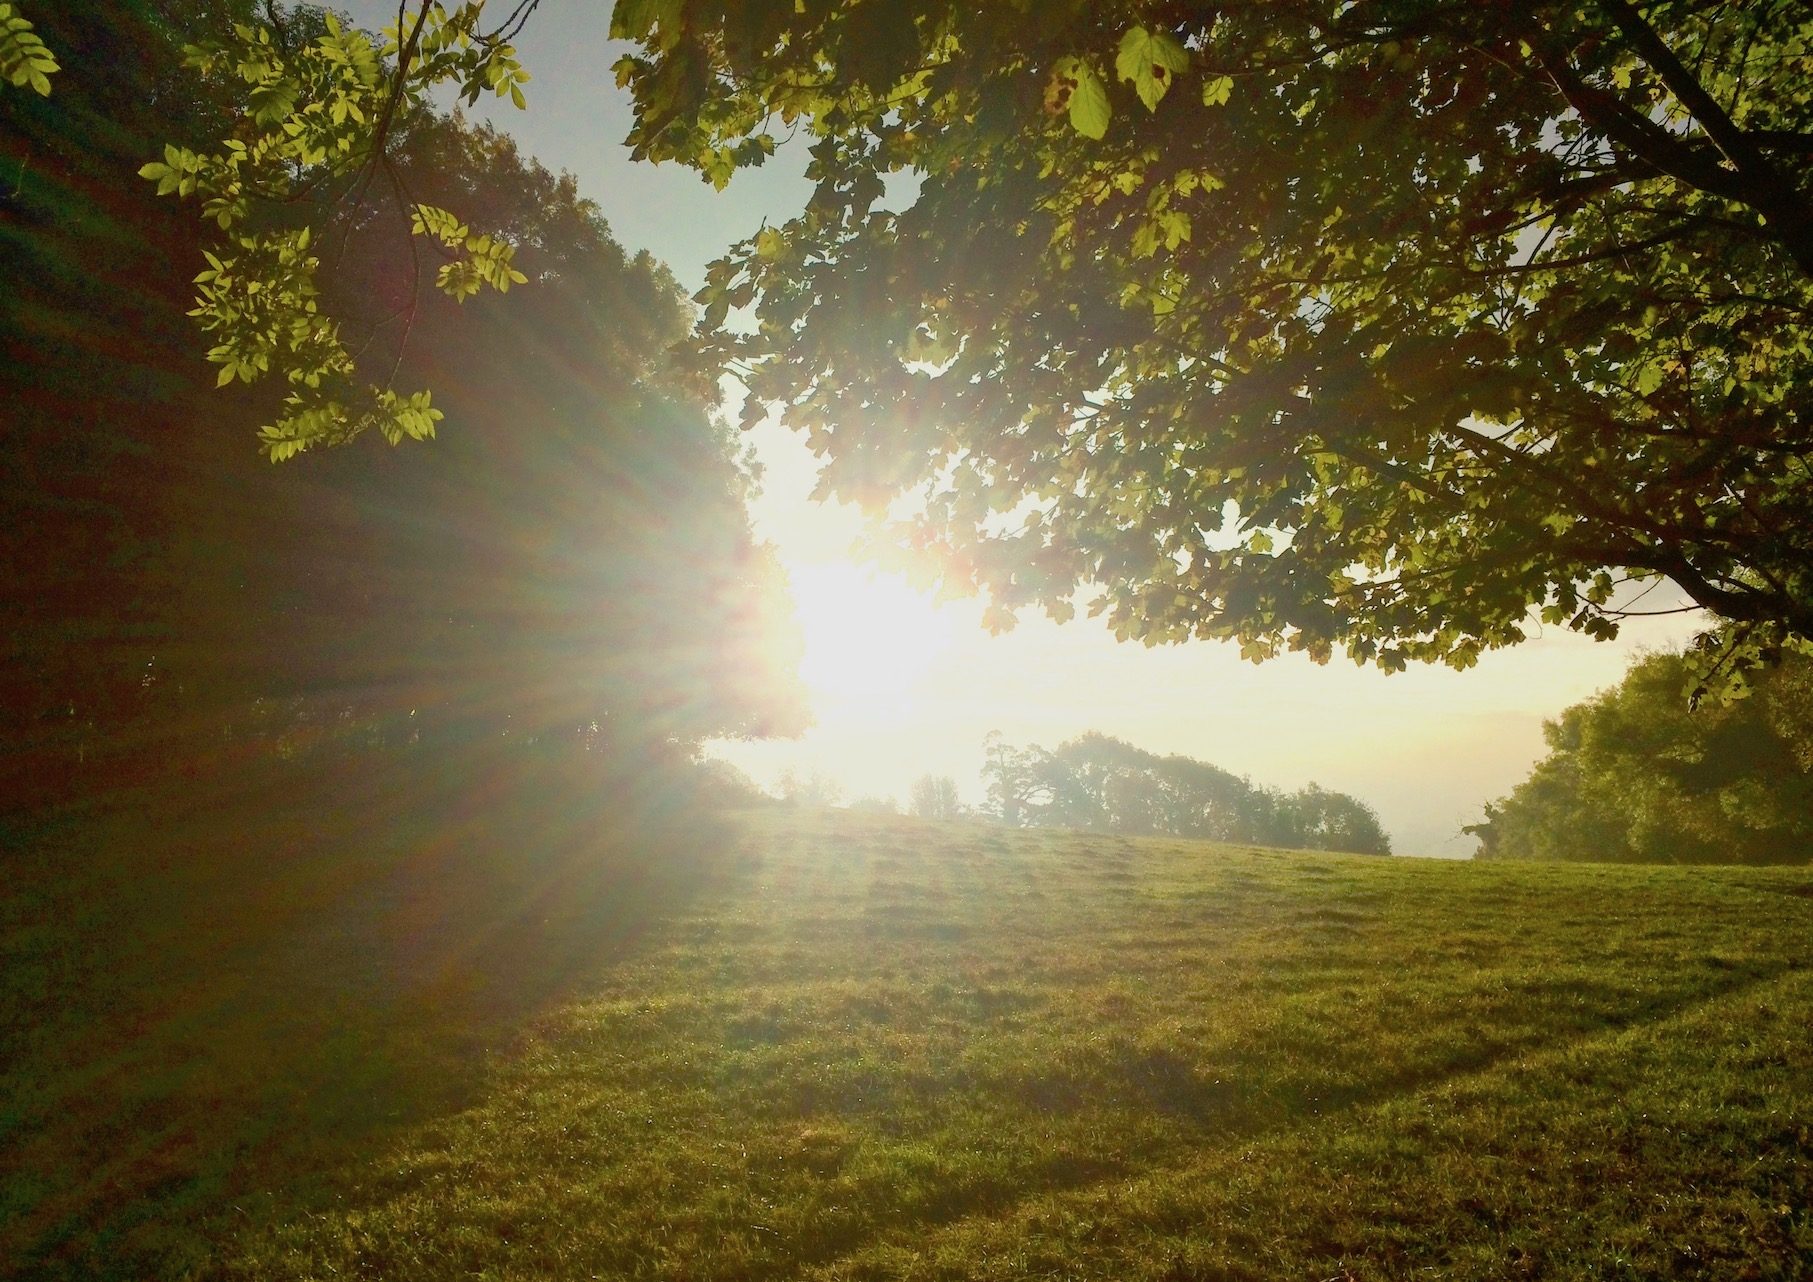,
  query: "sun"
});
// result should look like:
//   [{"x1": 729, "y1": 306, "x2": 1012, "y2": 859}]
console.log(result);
[{"x1": 785, "y1": 560, "x2": 955, "y2": 724}]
